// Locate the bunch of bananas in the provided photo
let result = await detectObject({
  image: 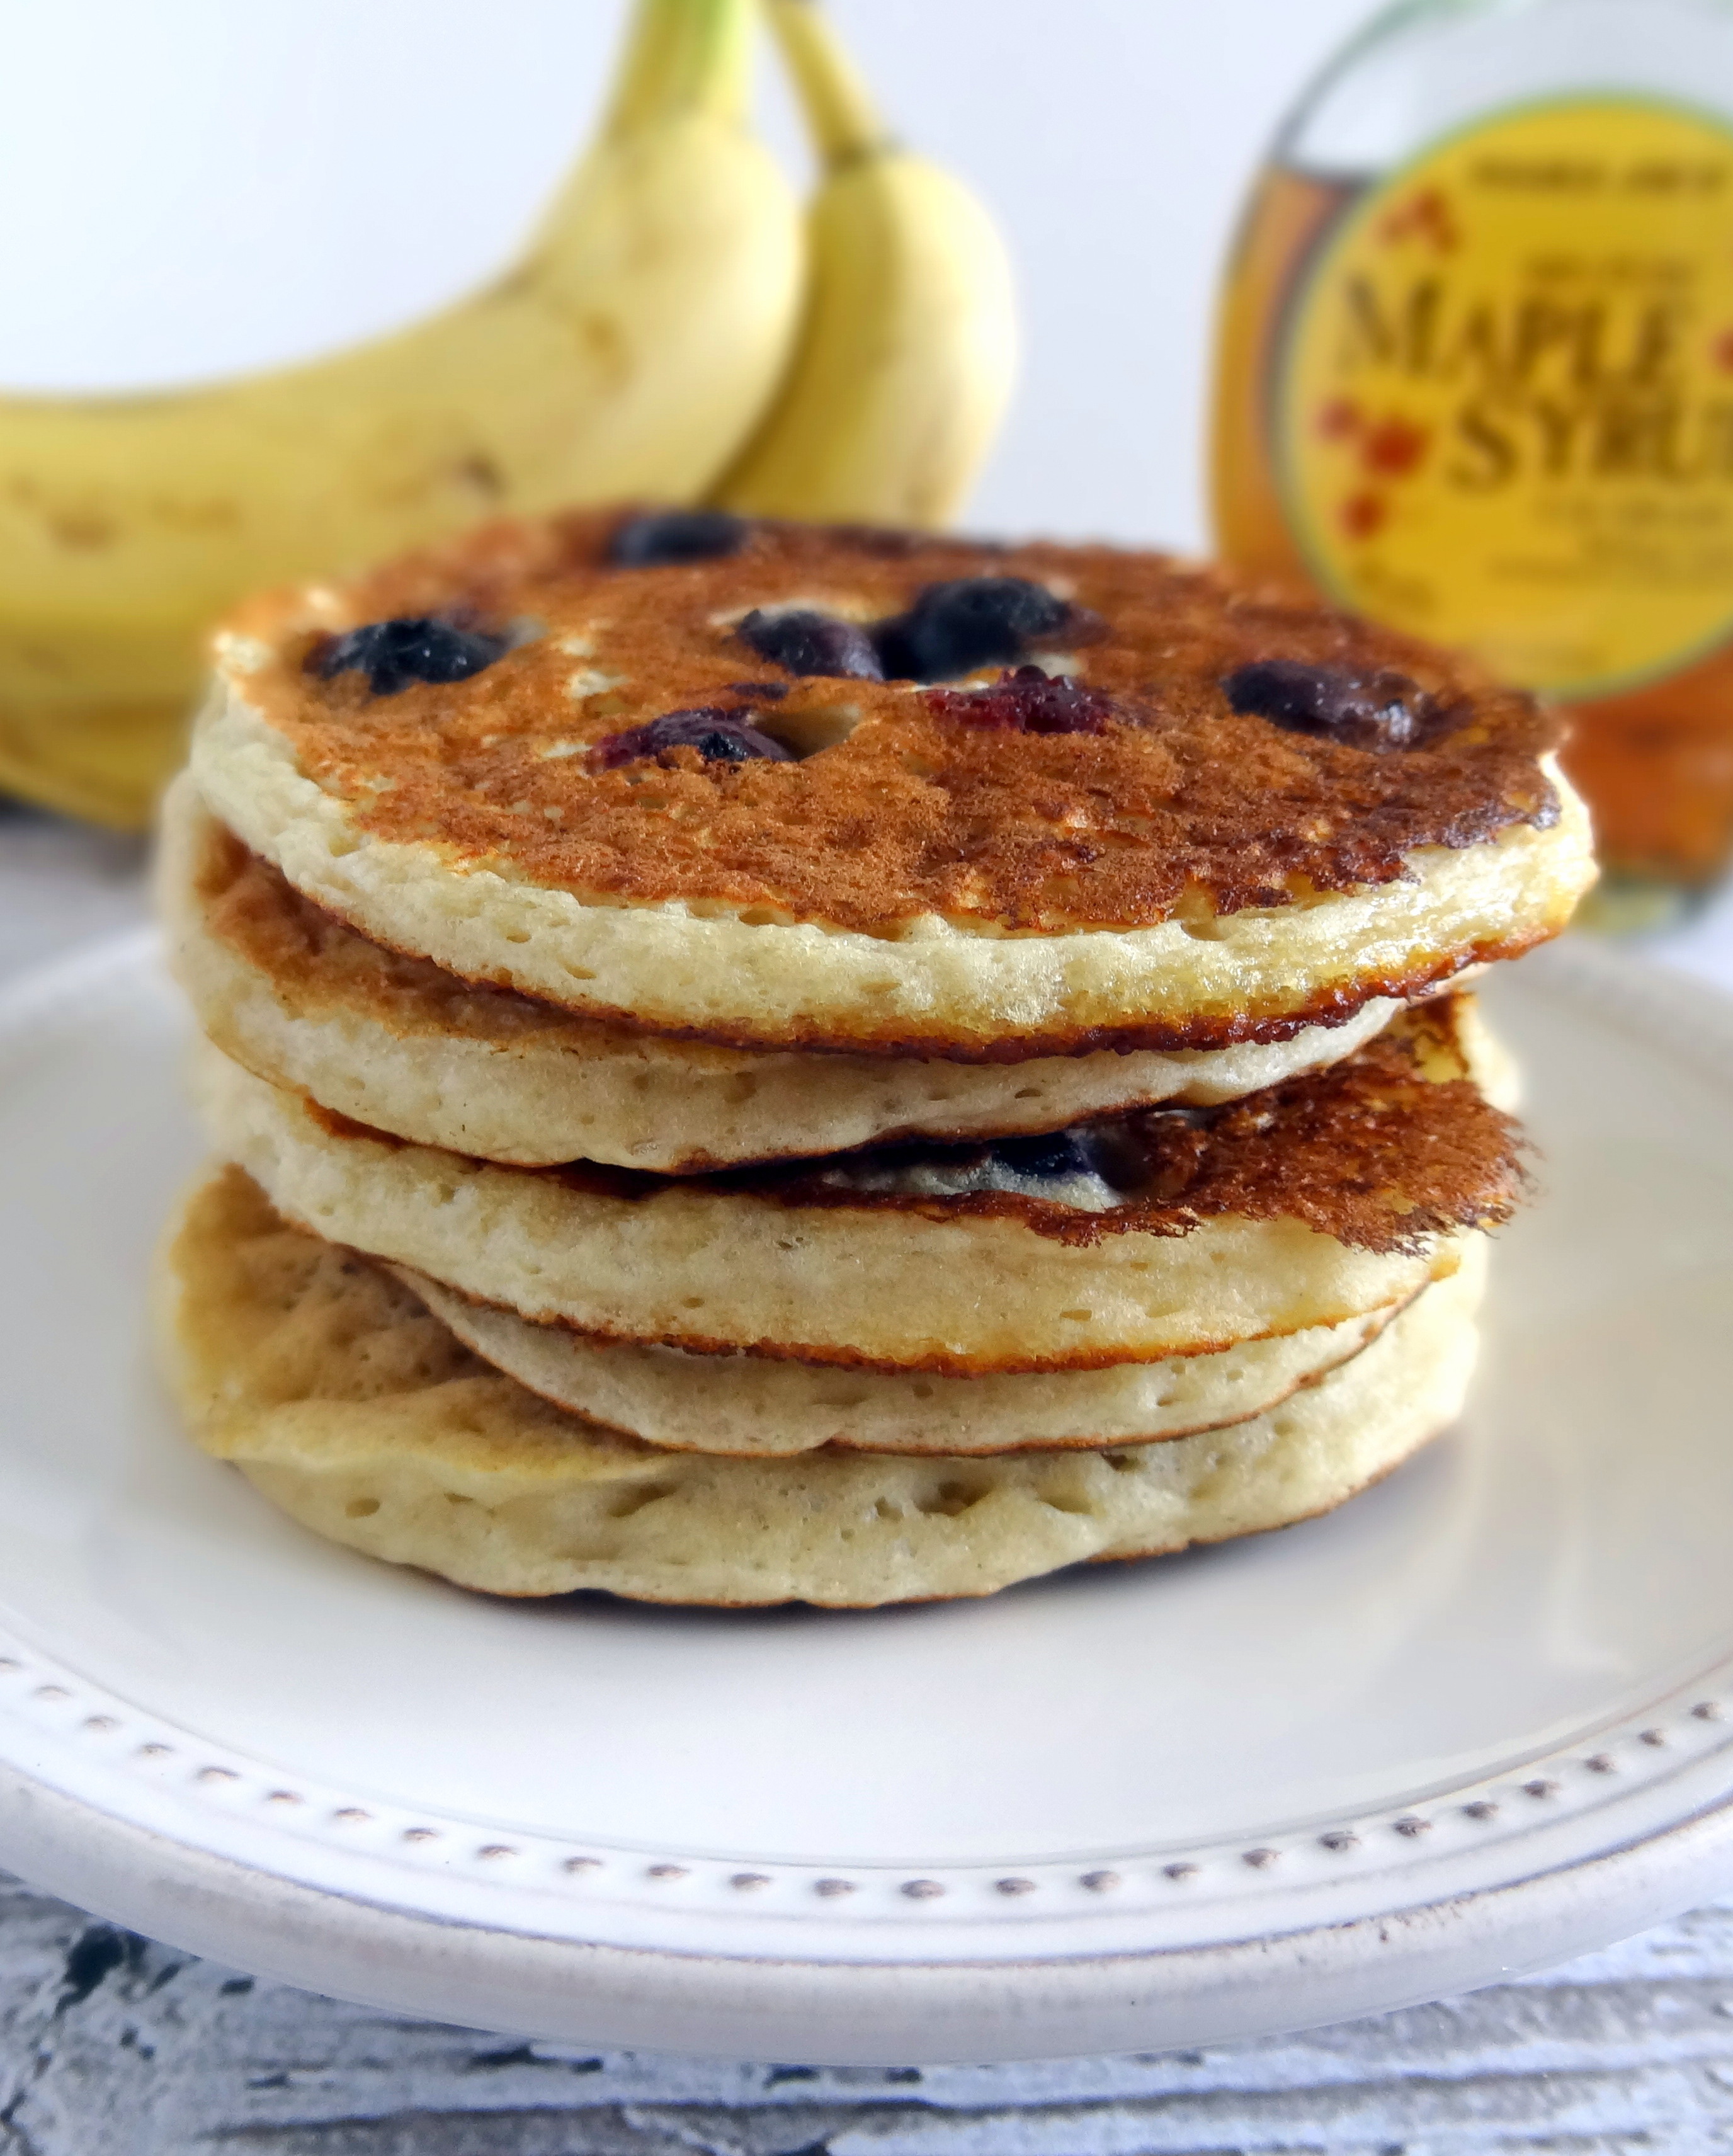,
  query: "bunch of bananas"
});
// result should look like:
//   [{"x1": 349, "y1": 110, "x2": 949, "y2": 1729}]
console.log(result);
[{"x1": 0, "y1": 0, "x2": 1015, "y2": 828}]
